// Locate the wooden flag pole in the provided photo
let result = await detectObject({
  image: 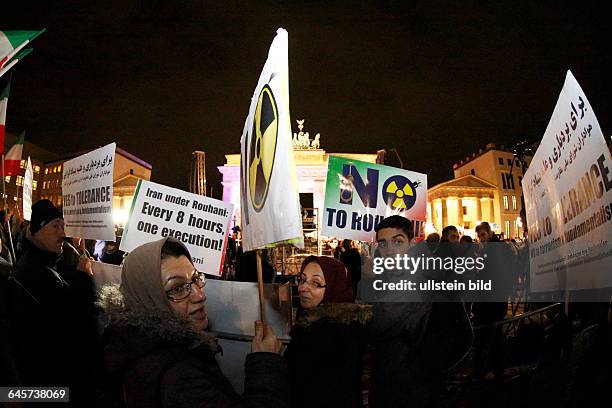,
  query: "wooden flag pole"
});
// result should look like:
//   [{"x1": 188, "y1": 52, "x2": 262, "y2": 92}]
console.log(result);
[{"x1": 256, "y1": 249, "x2": 267, "y2": 328}]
